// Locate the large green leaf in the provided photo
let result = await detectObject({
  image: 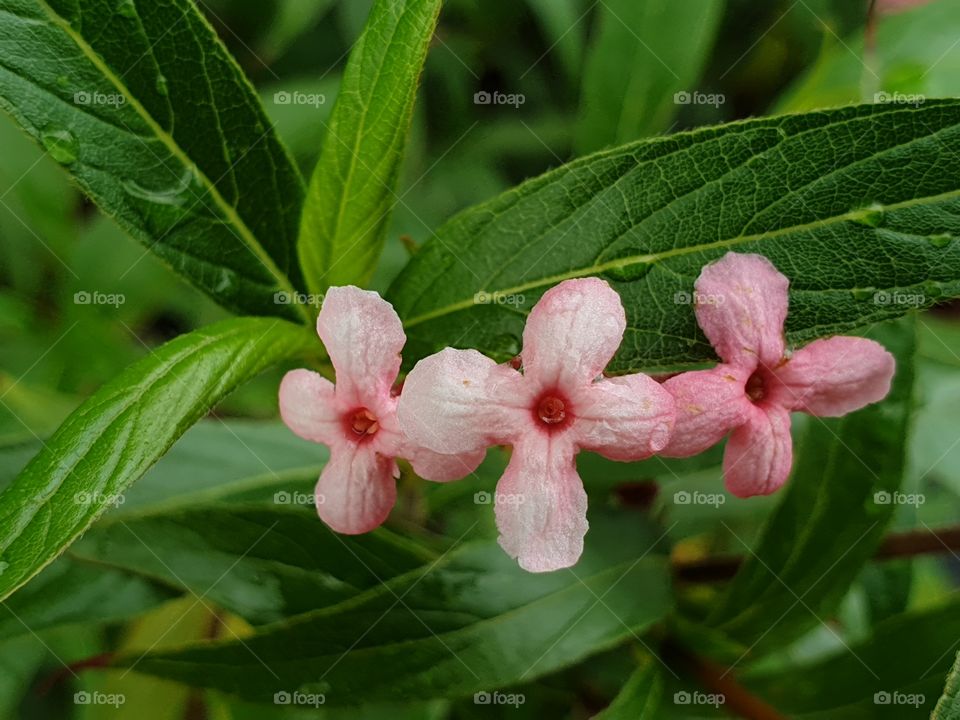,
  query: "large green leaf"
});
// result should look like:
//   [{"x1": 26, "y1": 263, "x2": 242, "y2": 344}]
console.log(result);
[
  {"x1": 701, "y1": 319, "x2": 916, "y2": 656},
  {"x1": 575, "y1": 0, "x2": 725, "y2": 151},
  {"x1": 298, "y1": 0, "x2": 441, "y2": 293},
  {"x1": 0, "y1": 317, "x2": 314, "y2": 603},
  {"x1": 934, "y1": 649, "x2": 960, "y2": 720},
  {"x1": 745, "y1": 596, "x2": 960, "y2": 718},
  {"x1": 594, "y1": 653, "x2": 663, "y2": 719},
  {"x1": 0, "y1": 0, "x2": 308, "y2": 321},
  {"x1": 116, "y1": 525, "x2": 671, "y2": 705},
  {"x1": 388, "y1": 101, "x2": 960, "y2": 373},
  {"x1": 71, "y1": 504, "x2": 434, "y2": 624}
]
